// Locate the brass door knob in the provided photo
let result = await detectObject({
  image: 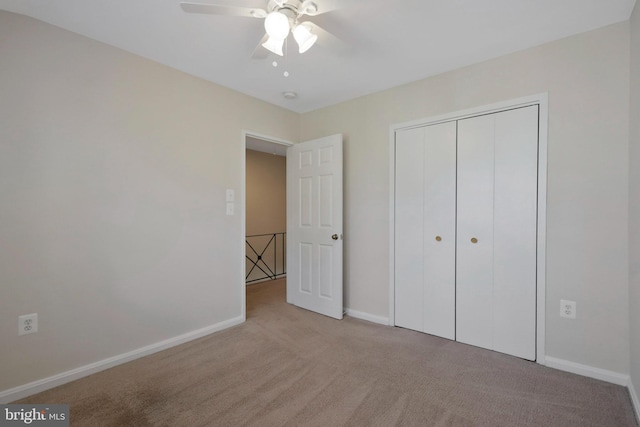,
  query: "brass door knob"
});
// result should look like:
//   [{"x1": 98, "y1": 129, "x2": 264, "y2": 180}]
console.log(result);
[
  {"x1": 471, "y1": 237, "x2": 478, "y2": 244},
  {"x1": 331, "y1": 234, "x2": 339, "y2": 240},
  {"x1": 435, "y1": 236, "x2": 442, "y2": 242}
]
